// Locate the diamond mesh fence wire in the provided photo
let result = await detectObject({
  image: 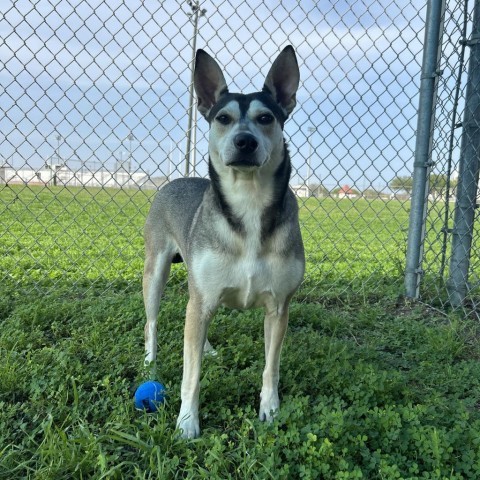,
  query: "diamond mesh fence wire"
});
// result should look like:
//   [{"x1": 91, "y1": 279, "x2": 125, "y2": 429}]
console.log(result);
[
  {"x1": 2, "y1": 0, "x2": 475, "y2": 317},
  {"x1": 419, "y1": 0, "x2": 479, "y2": 319}
]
